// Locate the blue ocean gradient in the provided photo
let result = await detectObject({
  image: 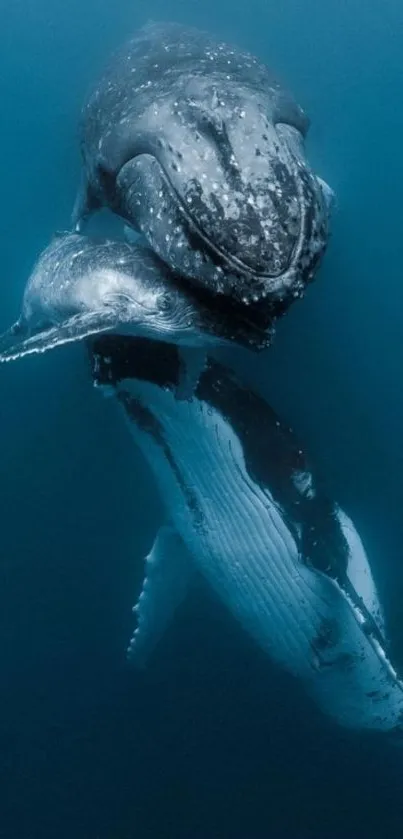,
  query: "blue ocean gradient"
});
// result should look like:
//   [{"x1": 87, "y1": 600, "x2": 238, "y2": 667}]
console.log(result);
[{"x1": 1, "y1": 1, "x2": 403, "y2": 836}]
